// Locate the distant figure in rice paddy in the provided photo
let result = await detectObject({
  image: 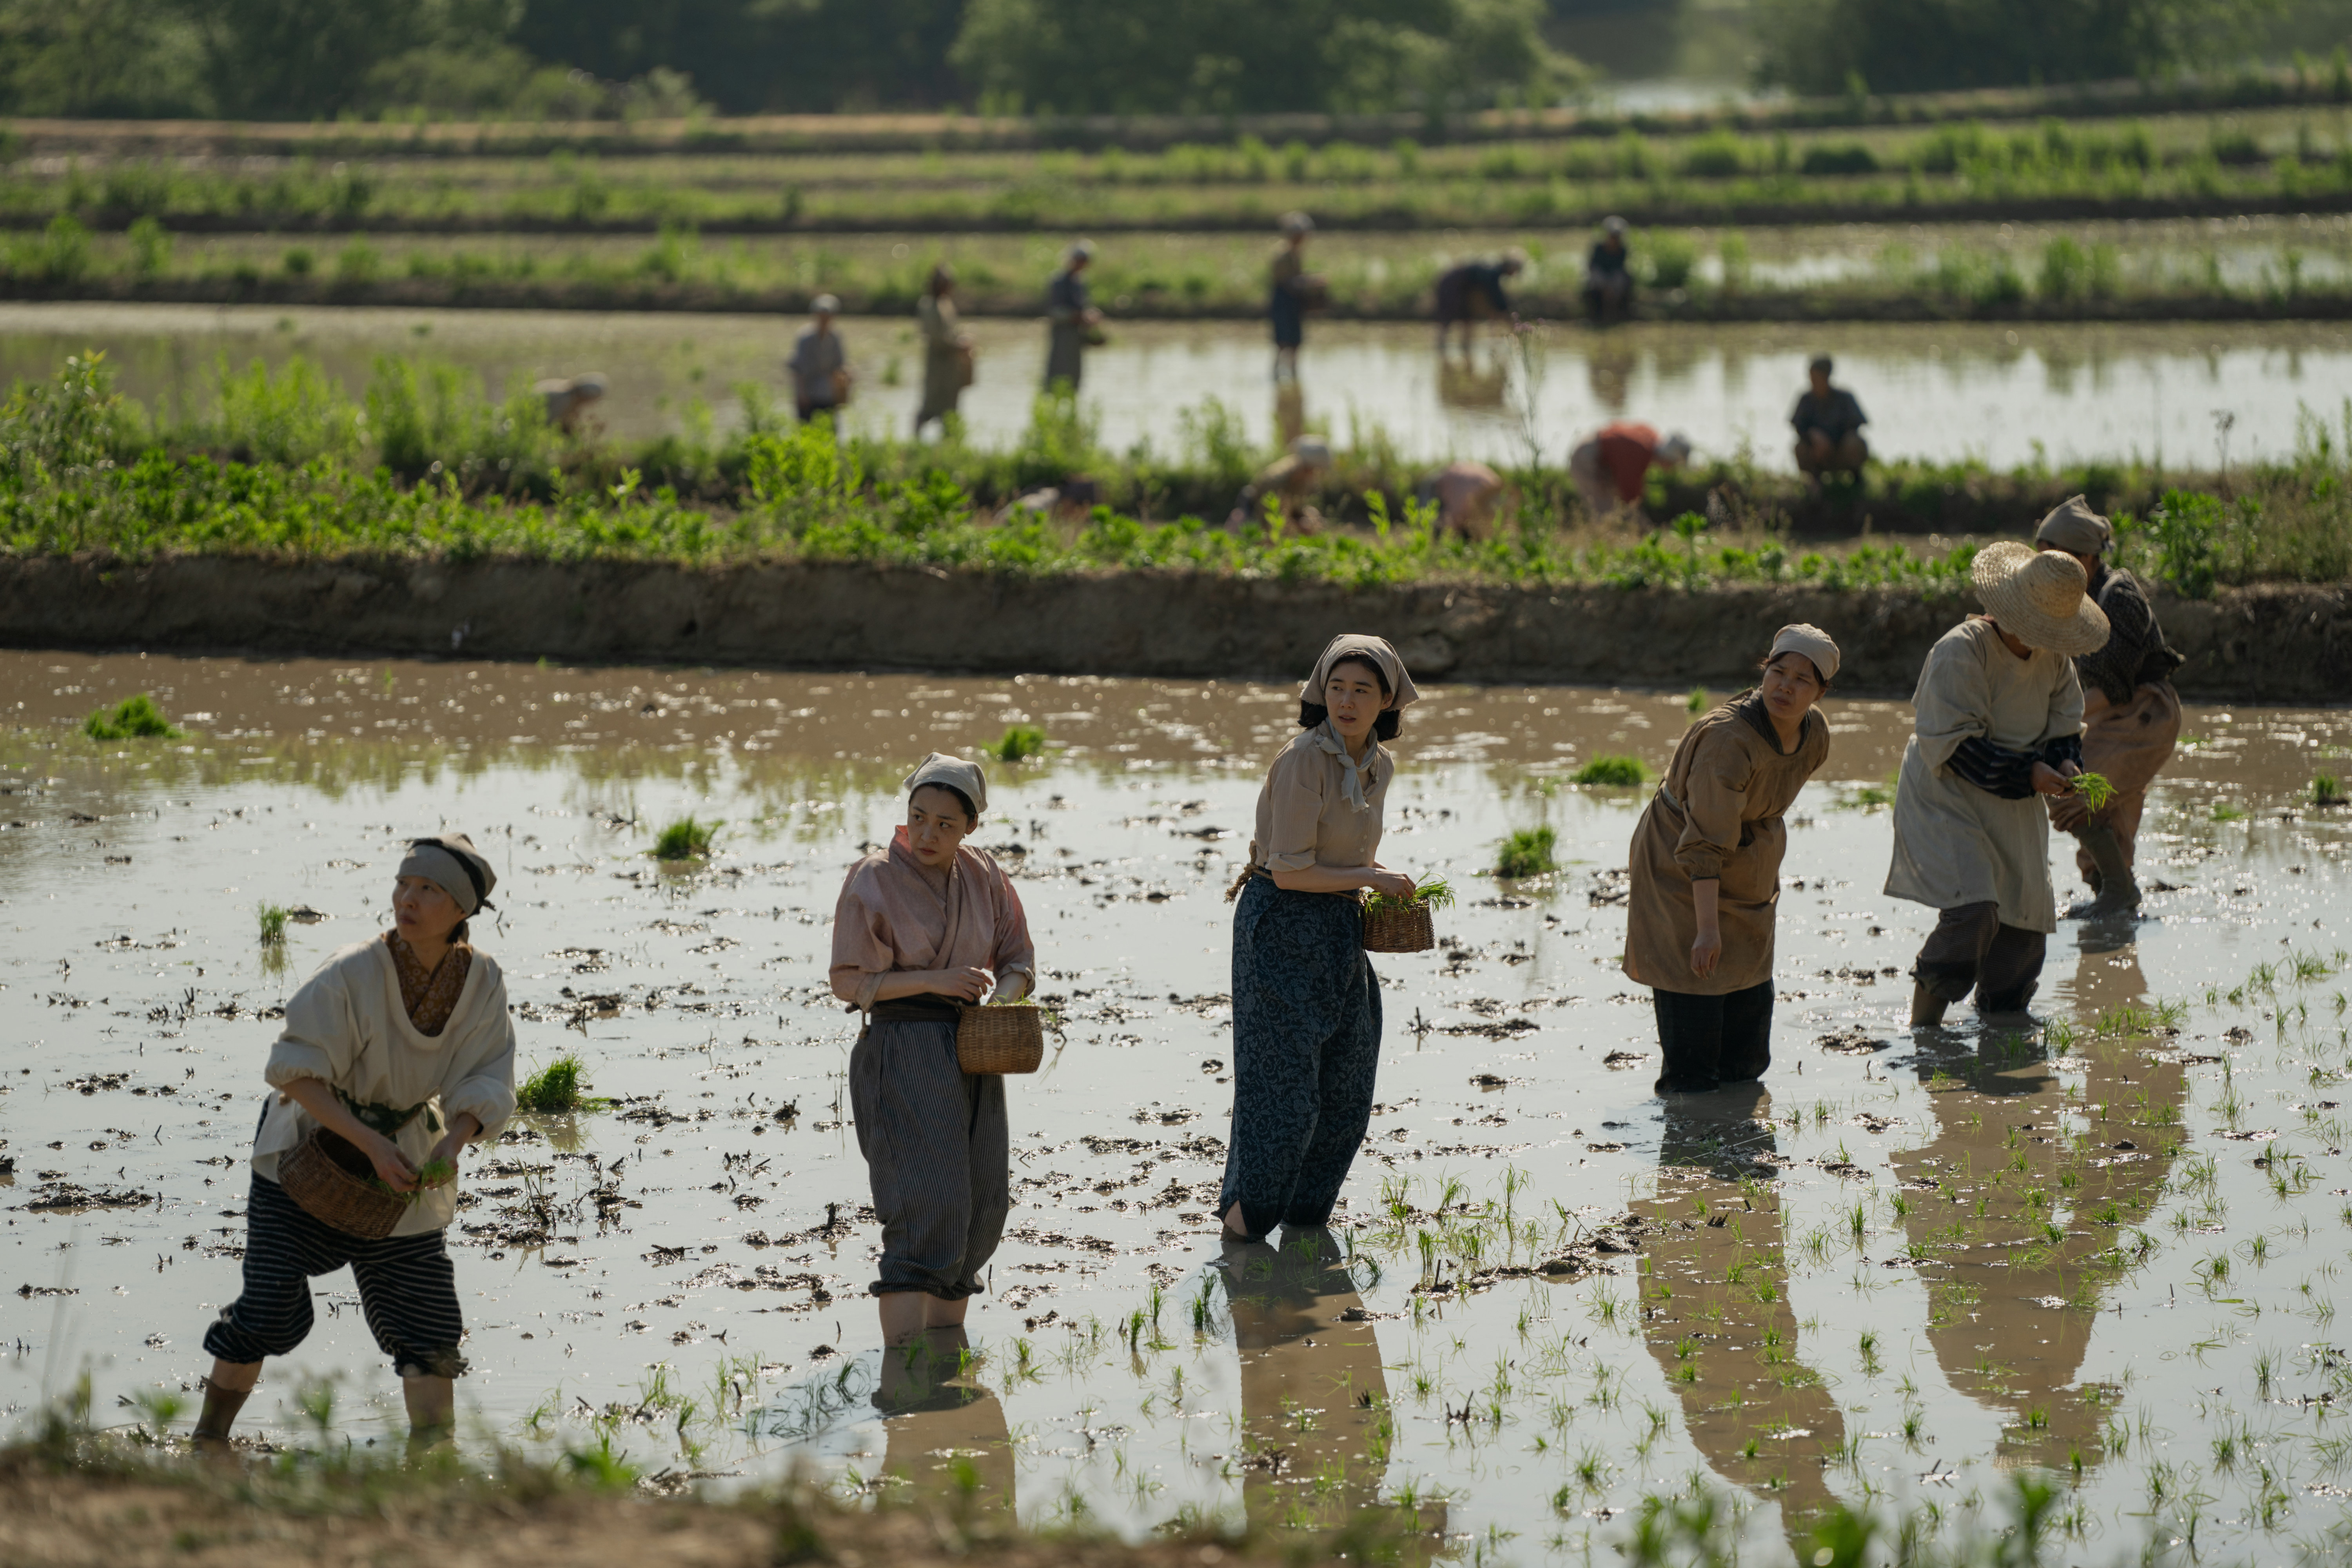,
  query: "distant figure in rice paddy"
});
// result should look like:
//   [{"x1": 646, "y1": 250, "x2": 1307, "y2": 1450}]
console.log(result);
[
  {"x1": 1566, "y1": 420, "x2": 1691, "y2": 523},
  {"x1": 1044, "y1": 240, "x2": 1102, "y2": 393},
  {"x1": 1227, "y1": 435, "x2": 1330, "y2": 532},
  {"x1": 1269, "y1": 211, "x2": 1321, "y2": 383},
  {"x1": 1791, "y1": 353, "x2": 1869, "y2": 485},
  {"x1": 915, "y1": 264, "x2": 975, "y2": 439},
  {"x1": 1622, "y1": 626, "x2": 1838, "y2": 1096},
  {"x1": 1432, "y1": 249, "x2": 1524, "y2": 357},
  {"x1": 1419, "y1": 459, "x2": 1504, "y2": 541},
  {"x1": 2035, "y1": 494, "x2": 2185, "y2": 921},
  {"x1": 1583, "y1": 215, "x2": 1635, "y2": 325},
  {"x1": 789, "y1": 294, "x2": 852, "y2": 425},
  {"x1": 533, "y1": 372, "x2": 608, "y2": 434}
]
